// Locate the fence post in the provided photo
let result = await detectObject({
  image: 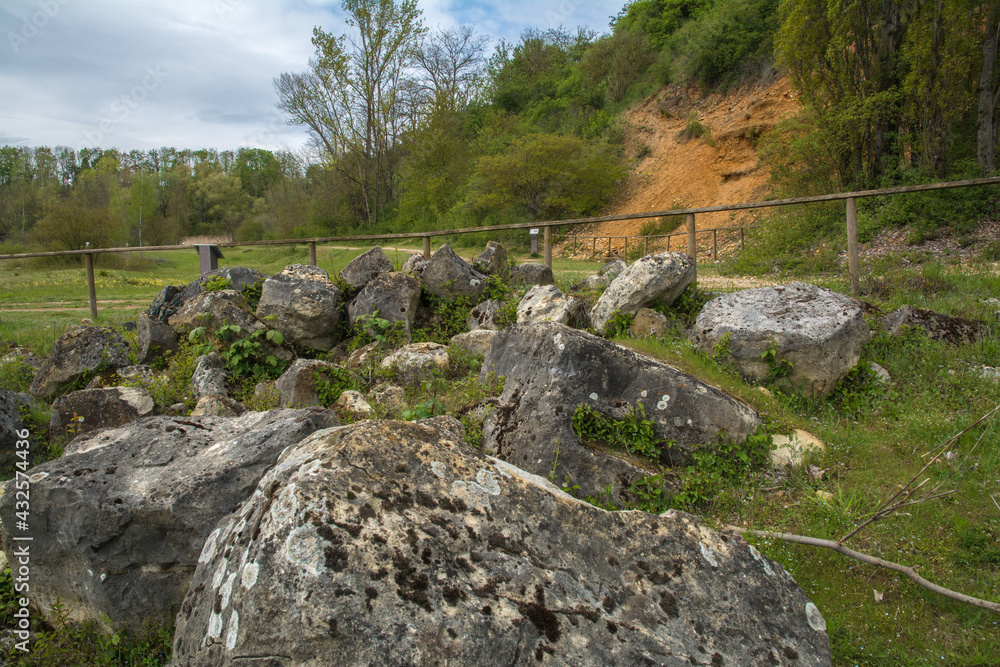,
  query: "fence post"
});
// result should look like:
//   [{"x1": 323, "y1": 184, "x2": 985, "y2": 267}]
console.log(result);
[
  {"x1": 422, "y1": 236, "x2": 431, "y2": 259},
  {"x1": 85, "y1": 253, "x2": 98, "y2": 320},
  {"x1": 592, "y1": 237, "x2": 596, "y2": 257},
  {"x1": 846, "y1": 197, "x2": 860, "y2": 296},
  {"x1": 644, "y1": 236, "x2": 648, "y2": 256},
  {"x1": 607, "y1": 236, "x2": 612, "y2": 256},
  {"x1": 544, "y1": 225, "x2": 553, "y2": 268},
  {"x1": 741, "y1": 227, "x2": 745, "y2": 250},
  {"x1": 623, "y1": 236, "x2": 628, "y2": 258},
  {"x1": 712, "y1": 230, "x2": 718, "y2": 261},
  {"x1": 686, "y1": 213, "x2": 696, "y2": 259},
  {"x1": 308, "y1": 241, "x2": 317, "y2": 267},
  {"x1": 666, "y1": 235, "x2": 670, "y2": 251}
]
